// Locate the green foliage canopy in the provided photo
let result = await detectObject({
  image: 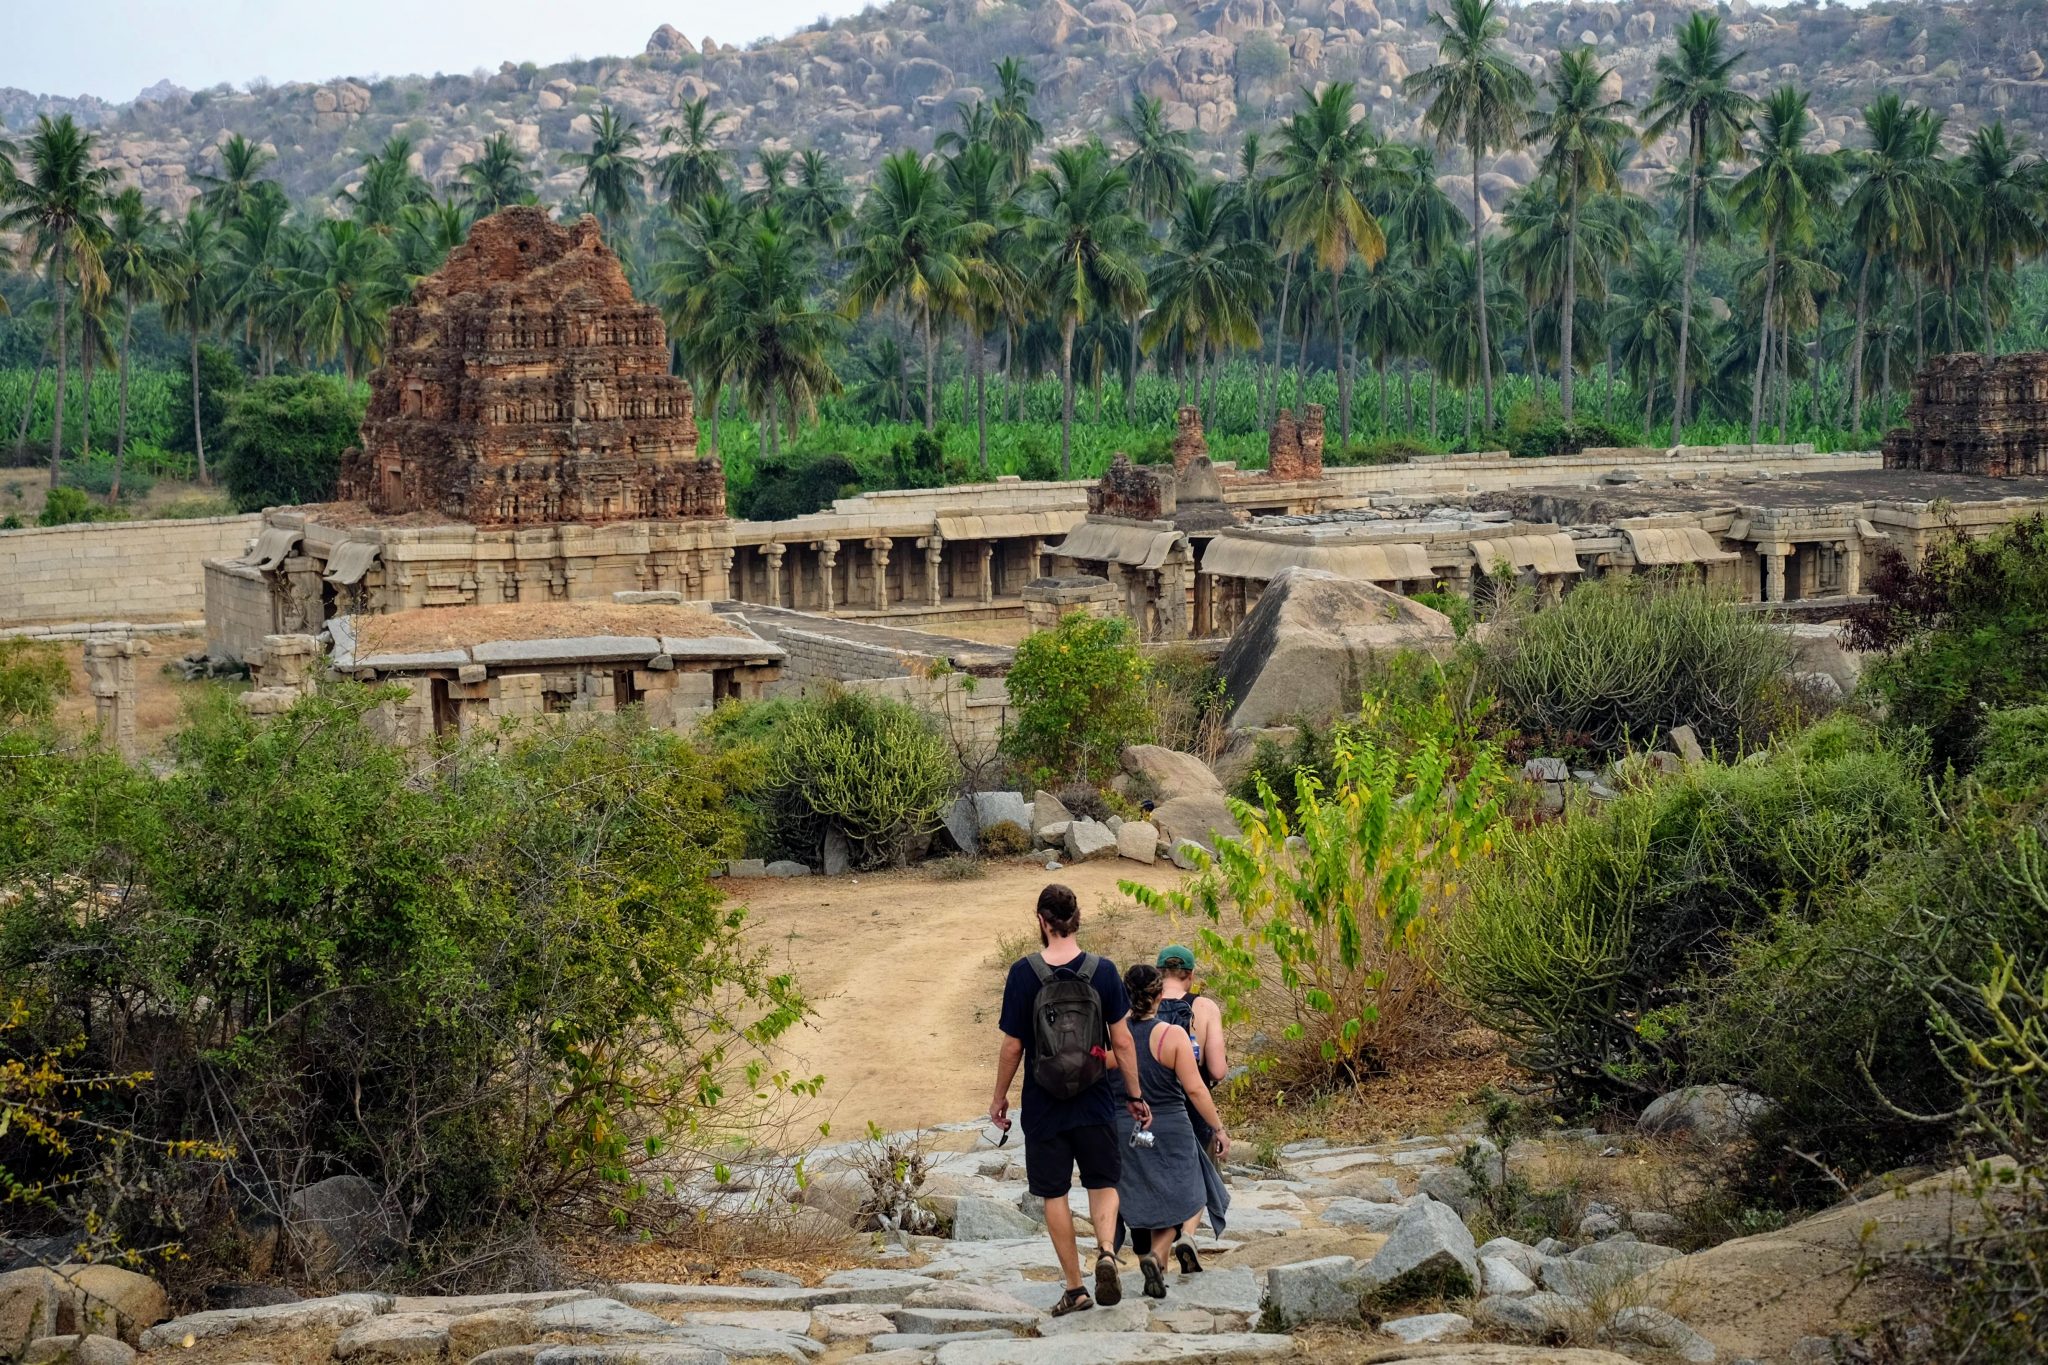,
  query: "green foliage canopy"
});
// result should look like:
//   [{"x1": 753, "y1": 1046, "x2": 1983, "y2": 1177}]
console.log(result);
[{"x1": 221, "y1": 373, "x2": 366, "y2": 511}]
